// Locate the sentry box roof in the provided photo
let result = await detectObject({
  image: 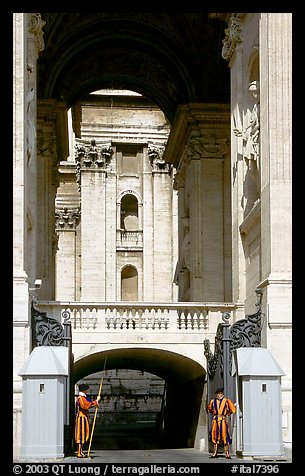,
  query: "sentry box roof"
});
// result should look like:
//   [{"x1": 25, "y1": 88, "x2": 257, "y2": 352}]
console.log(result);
[
  {"x1": 19, "y1": 346, "x2": 69, "y2": 376},
  {"x1": 232, "y1": 347, "x2": 285, "y2": 377}
]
